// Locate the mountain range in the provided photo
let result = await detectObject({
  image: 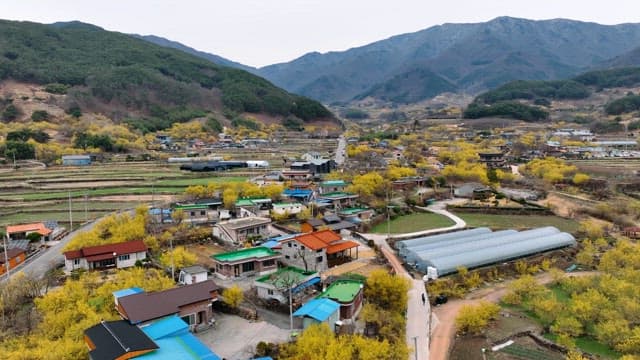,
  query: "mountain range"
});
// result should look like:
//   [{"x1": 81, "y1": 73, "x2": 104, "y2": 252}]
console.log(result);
[
  {"x1": 143, "y1": 17, "x2": 640, "y2": 104},
  {"x1": 0, "y1": 20, "x2": 332, "y2": 131}
]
